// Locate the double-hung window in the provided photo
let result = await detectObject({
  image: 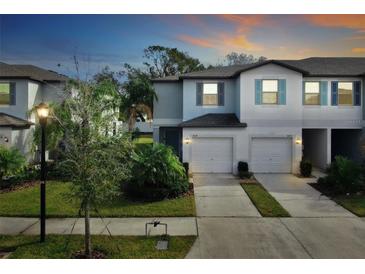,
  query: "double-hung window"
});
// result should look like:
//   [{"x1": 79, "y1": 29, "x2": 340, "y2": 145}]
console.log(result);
[
  {"x1": 304, "y1": 82, "x2": 320, "y2": 105},
  {"x1": 262, "y1": 80, "x2": 278, "y2": 104},
  {"x1": 338, "y1": 82, "x2": 353, "y2": 105},
  {"x1": 0, "y1": 83, "x2": 10, "y2": 105},
  {"x1": 203, "y1": 83, "x2": 218, "y2": 106}
]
